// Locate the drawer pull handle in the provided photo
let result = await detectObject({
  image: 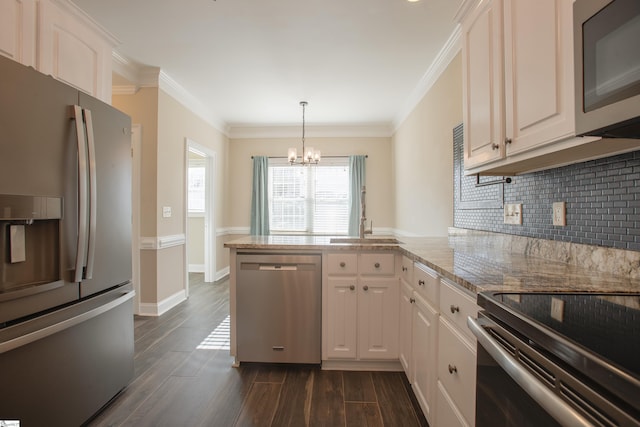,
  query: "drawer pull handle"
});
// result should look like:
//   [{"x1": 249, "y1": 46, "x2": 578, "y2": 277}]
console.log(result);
[
  {"x1": 363, "y1": 285, "x2": 369, "y2": 291},
  {"x1": 418, "y1": 280, "x2": 425, "y2": 286},
  {"x1": 505, "y1": 137, "x2": 512, "y2": 145},
  {"x1": 410, "y1": 298, "x2": 415, "y2": 304},
  {"x1": 374, "y1": 262, "x2": 380, "y2": 268},
  {"x1": 273, "y1": 346, "x2": 285, "y2": 351},
  {"x1": 448, "y1": 364, "x2": 457, "y2": 374},
  {"x1": 450, "y1": 305, "x2": 460, "y2": 314},
  {"x1": 349, "y1": 285, "x2": 355, "y2": 291},
  {"x1": 402, "y1": 266, "x2": 407, "y2": 272},
  {"x1": 340, "y1": 262, "x2": 346, "y2": 267},
  {"x1": 491, "y1": 143, "x2": 500, "y2": 150}
]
